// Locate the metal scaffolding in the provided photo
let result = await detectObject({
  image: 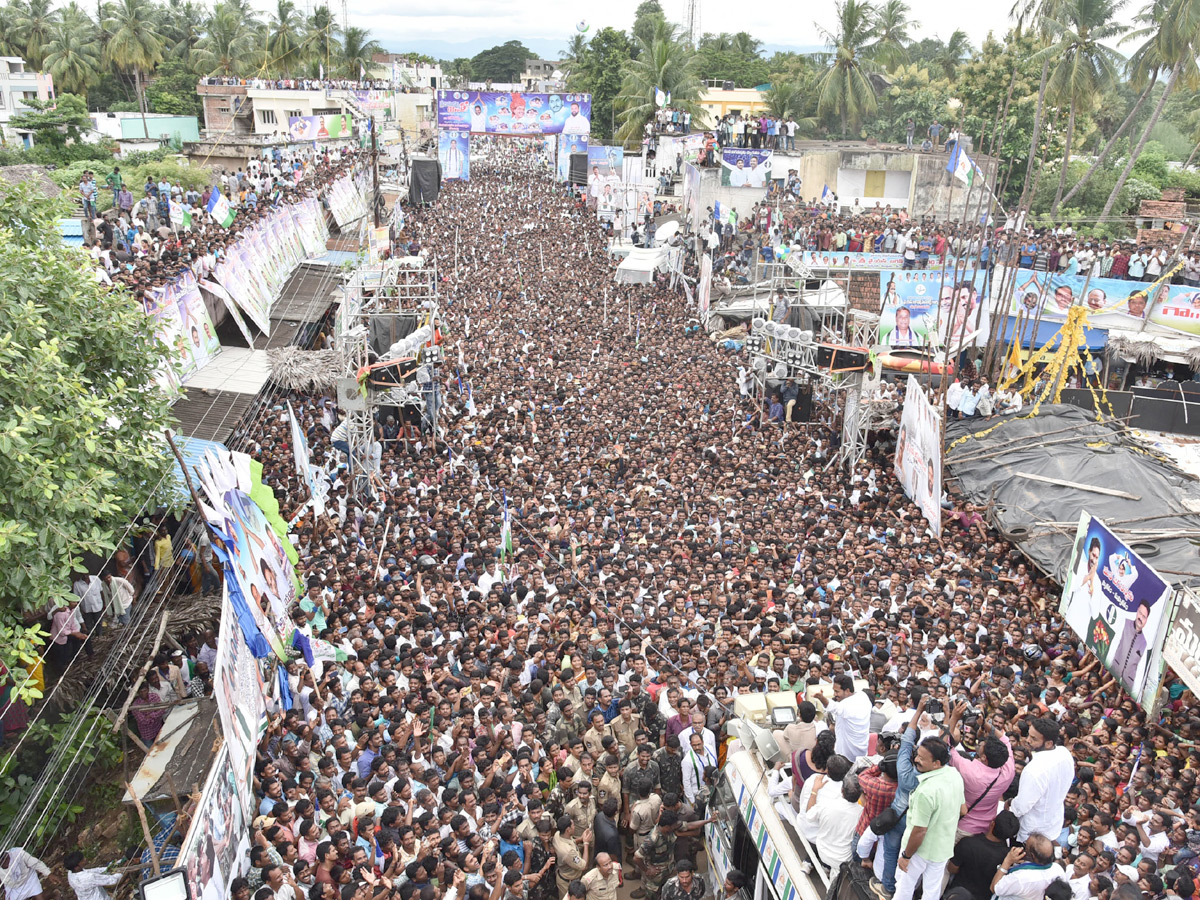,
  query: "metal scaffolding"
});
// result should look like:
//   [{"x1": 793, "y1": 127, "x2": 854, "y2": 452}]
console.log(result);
[{"x1": 336, "y1": 256, "x2": 441, "y2": 498}]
